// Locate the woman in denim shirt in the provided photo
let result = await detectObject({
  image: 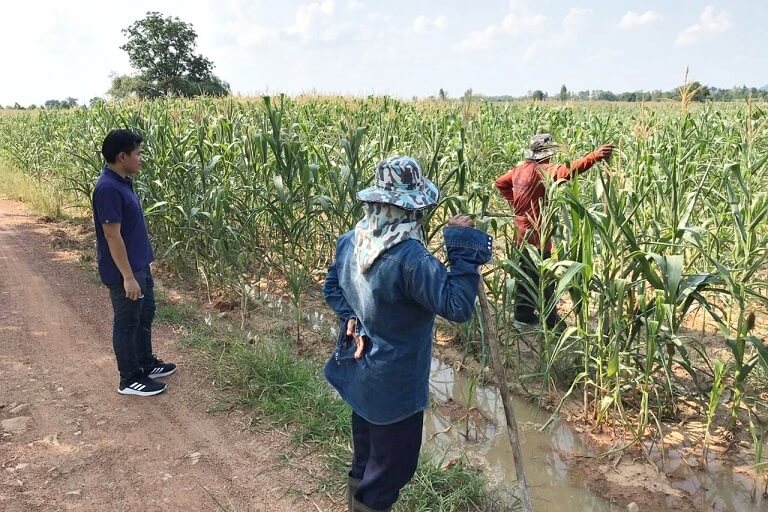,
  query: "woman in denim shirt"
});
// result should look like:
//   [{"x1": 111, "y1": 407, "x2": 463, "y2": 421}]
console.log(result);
[{"x1": 323, "y1": 156, "x2": 493, "y2": 512}]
